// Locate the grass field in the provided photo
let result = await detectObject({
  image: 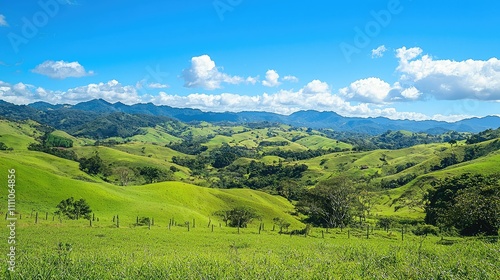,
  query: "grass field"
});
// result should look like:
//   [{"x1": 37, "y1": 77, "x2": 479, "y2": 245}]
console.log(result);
[{"x1": 1, "y1": 221, "x2": 498, "y2": 279}]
